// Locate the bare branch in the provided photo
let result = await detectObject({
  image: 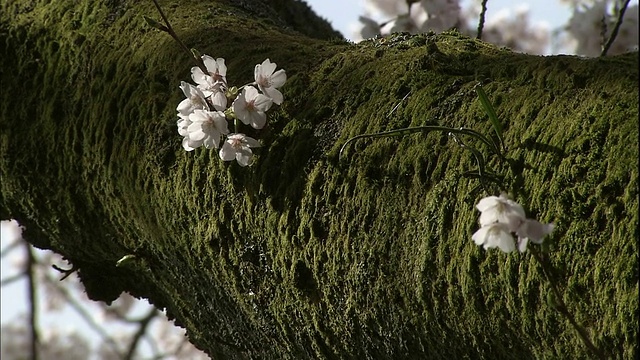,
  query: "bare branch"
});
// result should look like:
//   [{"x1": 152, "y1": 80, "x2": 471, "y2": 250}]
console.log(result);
[
  {"x1": 1, "y1": 238, "x2": 21, "y2": 258},
  {"x1": 40, "y1": 270, "x2": 124, "y2": 357},
  {"x1": 124, "y1": 308, "x2": 159, "y2": 360},
  {"x1": 601, "y1": 0, "x2": 632, "y2": 56},
  {"x1": 25, "y1": 243, "x2": 39, "y2": 360},
  {"x1": 150, "y1": 0, "x2": 207, "y2": 74},
  {"x1": 51, "y1": 263, "x2": 78, "y2": 281},
  {"x1": 477, "y1": 0, "x2": 489, "y2": 40},
  {"x1": 1, "y1": 271, "x2": 25, "y2": 286}
]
